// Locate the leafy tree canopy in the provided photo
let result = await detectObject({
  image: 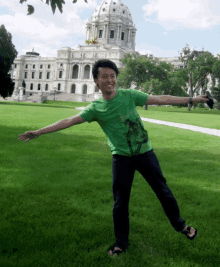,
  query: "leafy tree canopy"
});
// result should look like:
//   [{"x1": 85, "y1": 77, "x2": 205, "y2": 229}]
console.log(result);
[
  {"x1": 0, "y1": 25, "x2": 18, "y2": 73},
  {"x1": 19, "y1": 0, "x2": 90, "y2": 15},
  {"x1": 0, "y1": 25, "x2": 18, "y2": 99}
]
